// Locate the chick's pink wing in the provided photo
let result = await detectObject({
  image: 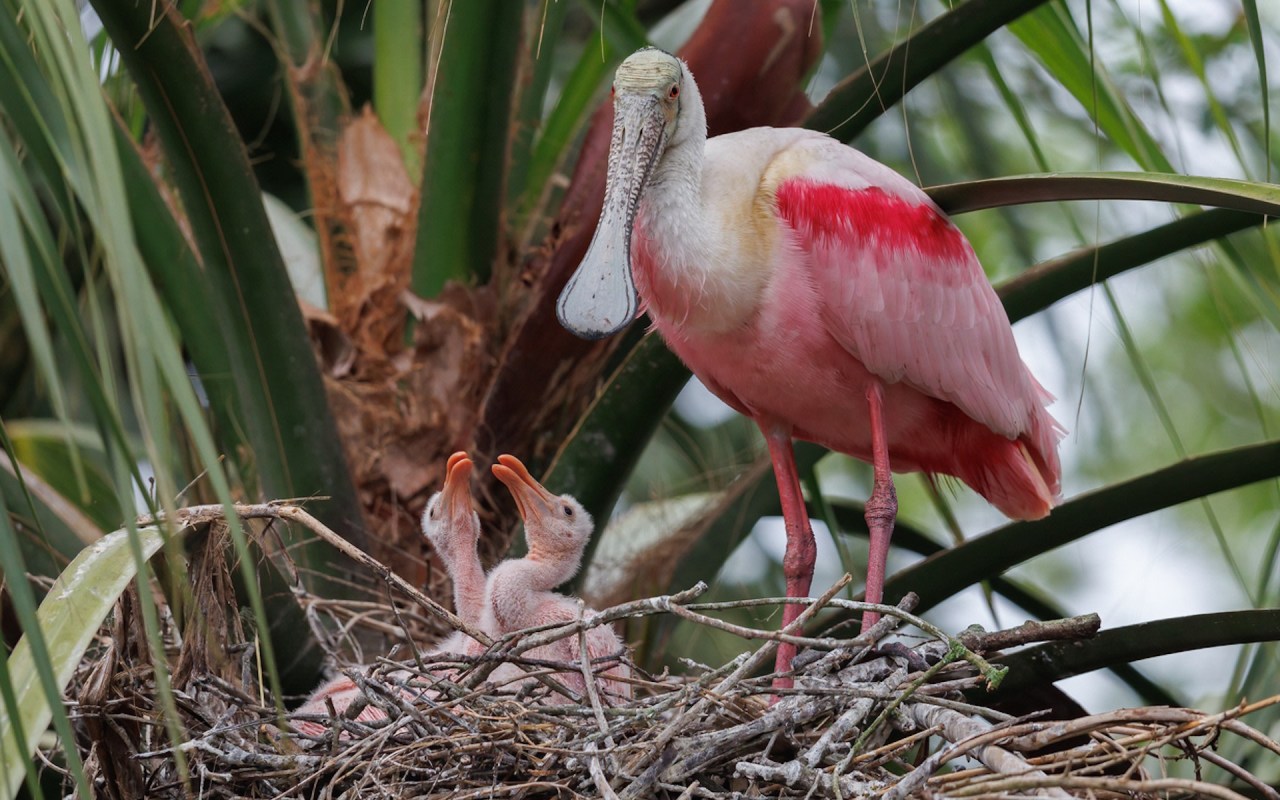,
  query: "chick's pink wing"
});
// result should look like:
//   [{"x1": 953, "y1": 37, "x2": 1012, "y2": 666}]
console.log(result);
[{"x1": 770, "y1": 142, "x2": 1048, "y2": 440}]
